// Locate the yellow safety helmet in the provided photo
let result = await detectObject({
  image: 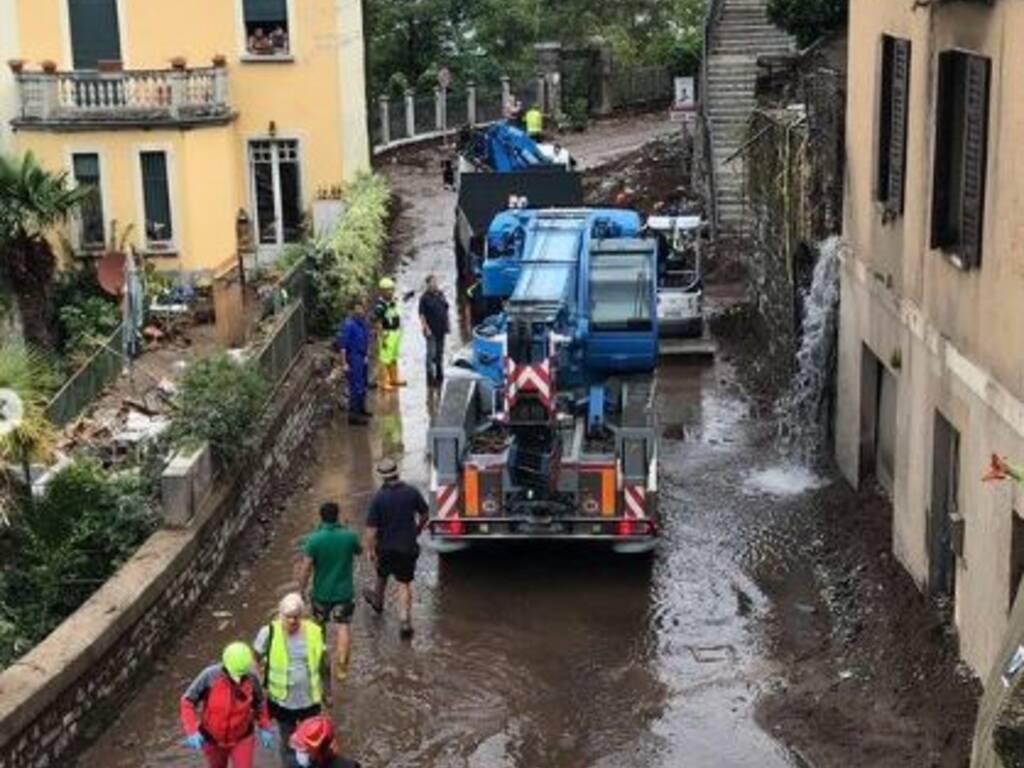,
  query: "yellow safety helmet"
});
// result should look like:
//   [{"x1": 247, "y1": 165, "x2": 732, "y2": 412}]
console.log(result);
[
  {"x1": 379, "y1": 277, "x2": 395, "y2": 291},
  {"x1": 222, "y1": 642, "x2": 253, "y2": 682}
]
